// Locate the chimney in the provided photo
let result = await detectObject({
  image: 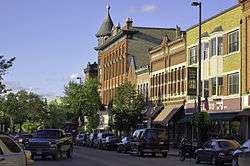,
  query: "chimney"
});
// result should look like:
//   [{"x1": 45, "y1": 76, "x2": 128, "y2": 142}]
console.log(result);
[{"x1": 125, "y1": 18, "x2": 133, "y2": 30}]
